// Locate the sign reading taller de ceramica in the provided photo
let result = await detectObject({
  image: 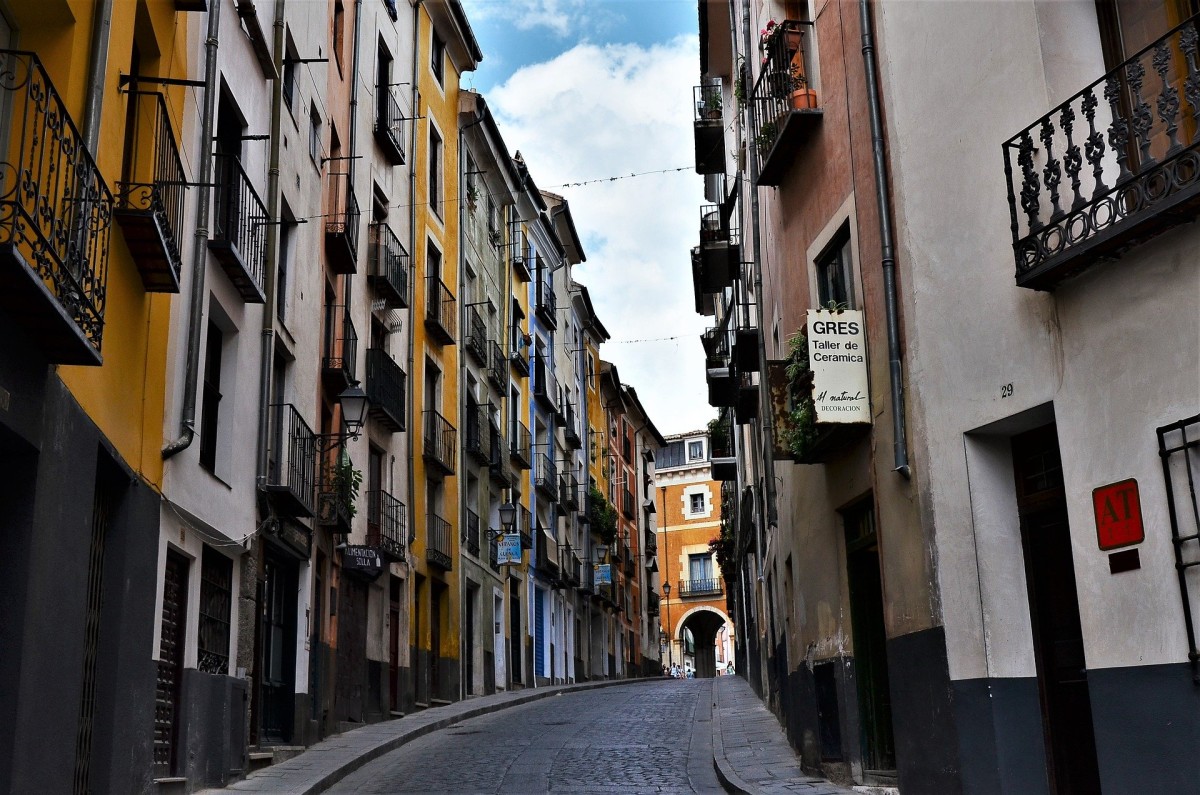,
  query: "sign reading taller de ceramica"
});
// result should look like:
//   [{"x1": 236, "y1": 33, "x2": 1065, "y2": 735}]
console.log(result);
[{"x1": 807, "y1": 309, "x2": 871, "y2": 424}]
